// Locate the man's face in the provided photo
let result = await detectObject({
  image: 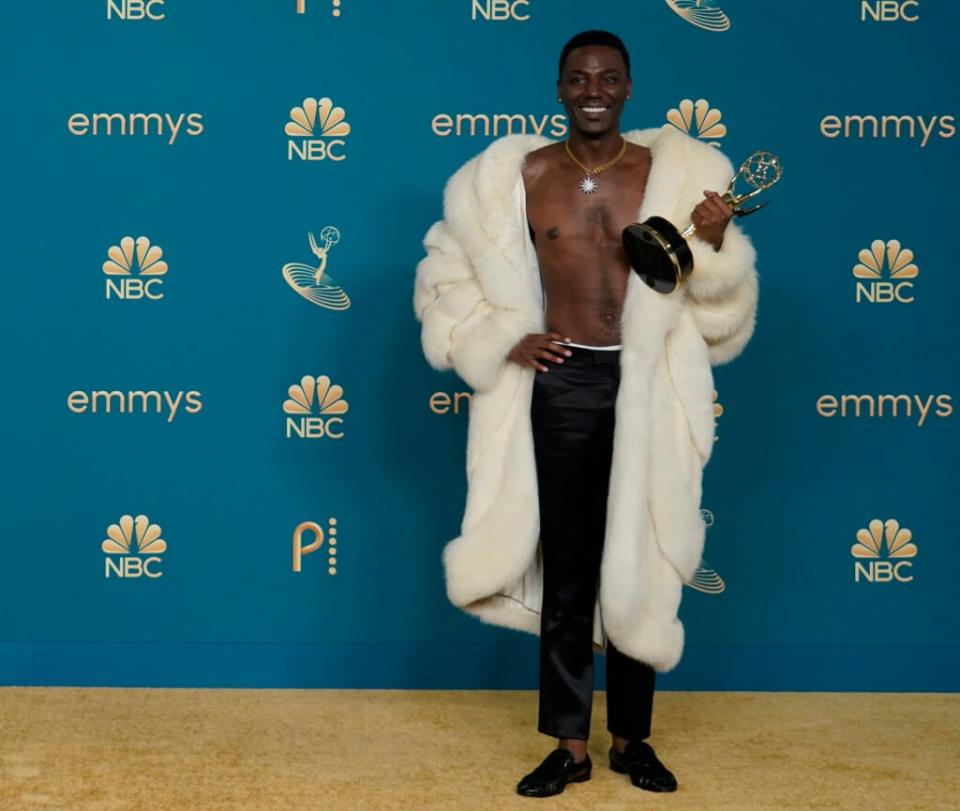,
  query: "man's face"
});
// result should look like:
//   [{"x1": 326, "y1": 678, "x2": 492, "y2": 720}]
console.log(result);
[{"x1": 557, "y1": 45, "x2": 631, "y2": 137}]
